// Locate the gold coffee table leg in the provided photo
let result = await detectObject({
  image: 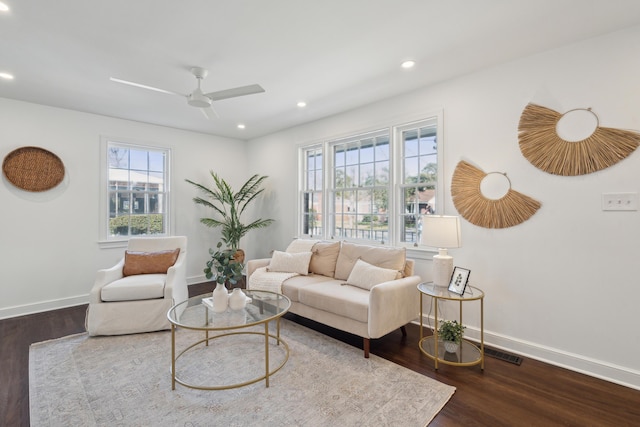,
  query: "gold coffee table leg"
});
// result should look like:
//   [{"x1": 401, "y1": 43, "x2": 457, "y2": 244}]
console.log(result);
[
  {"x1": 171, "y1": 324, "x2": 176, "y2": 390},
  {"x1": 265, "y1": 322, "x2": 270, "y2": 387}
]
